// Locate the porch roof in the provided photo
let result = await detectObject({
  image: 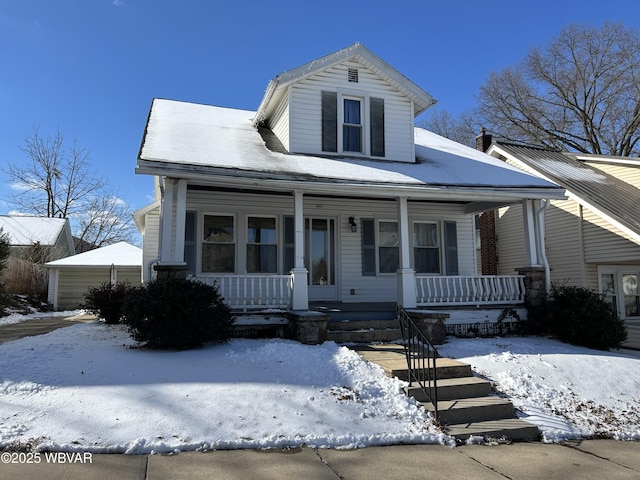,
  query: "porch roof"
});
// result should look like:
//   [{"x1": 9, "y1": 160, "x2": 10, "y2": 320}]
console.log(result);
[{"x1": 137, "y1": 99, "x2": 565, "y2": 208}]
